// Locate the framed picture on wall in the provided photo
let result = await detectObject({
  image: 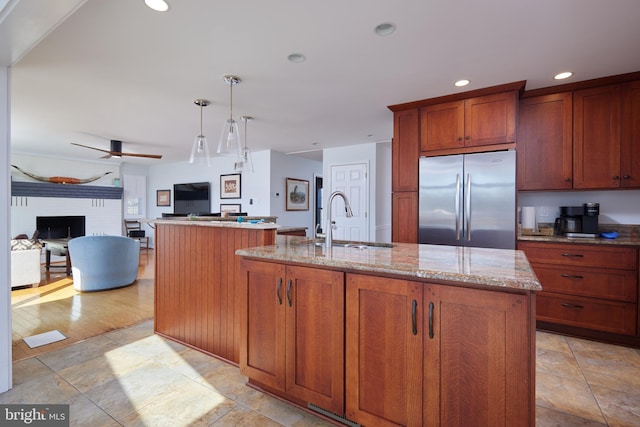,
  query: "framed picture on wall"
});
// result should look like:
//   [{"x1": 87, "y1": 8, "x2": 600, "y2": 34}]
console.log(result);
[
  {"x1": 220, "y1": 203, "x2": 242, "y2": 214},
  {"x1": 220, "y1": 173, "x2": 241, "y2": 199},
  {"x1": 286, "y1": 177, "x2": 309, "y2": 211},
  {"x1": 156, "y1": 189, "x2": 171, "y2": 206}
]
